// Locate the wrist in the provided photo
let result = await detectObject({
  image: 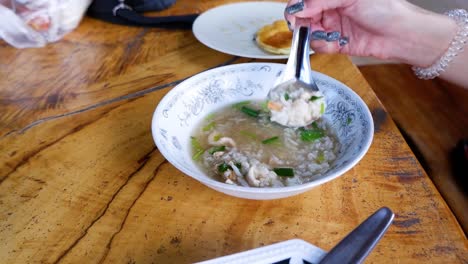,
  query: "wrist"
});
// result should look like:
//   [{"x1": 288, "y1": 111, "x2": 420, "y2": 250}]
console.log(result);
[{"x1": 386, "y1": 3, "x2": 458, "y2": 67}]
